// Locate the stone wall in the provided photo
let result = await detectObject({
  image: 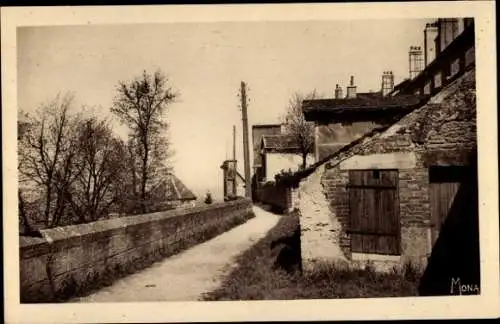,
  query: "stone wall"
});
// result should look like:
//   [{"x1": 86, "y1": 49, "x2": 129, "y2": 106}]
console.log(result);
[
  {"x1": 298, "y1": 164, "x2": 348, "y2": 271},
  {"x1": 20, "y1": 199, "x2": 255, "y2": 302},
  {"x1": 255, "y1": 182, "x2": 295, "y2": 214},
  {"x1": 397, "y1": 168, "x2": 432, "y2": 267}
]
